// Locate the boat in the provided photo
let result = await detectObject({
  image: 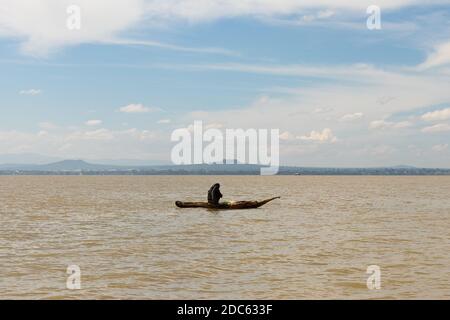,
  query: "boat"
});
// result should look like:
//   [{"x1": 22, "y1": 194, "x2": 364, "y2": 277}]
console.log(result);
[{"x1": 175, "y1": 197, "x2": 280, "y2": 210}]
